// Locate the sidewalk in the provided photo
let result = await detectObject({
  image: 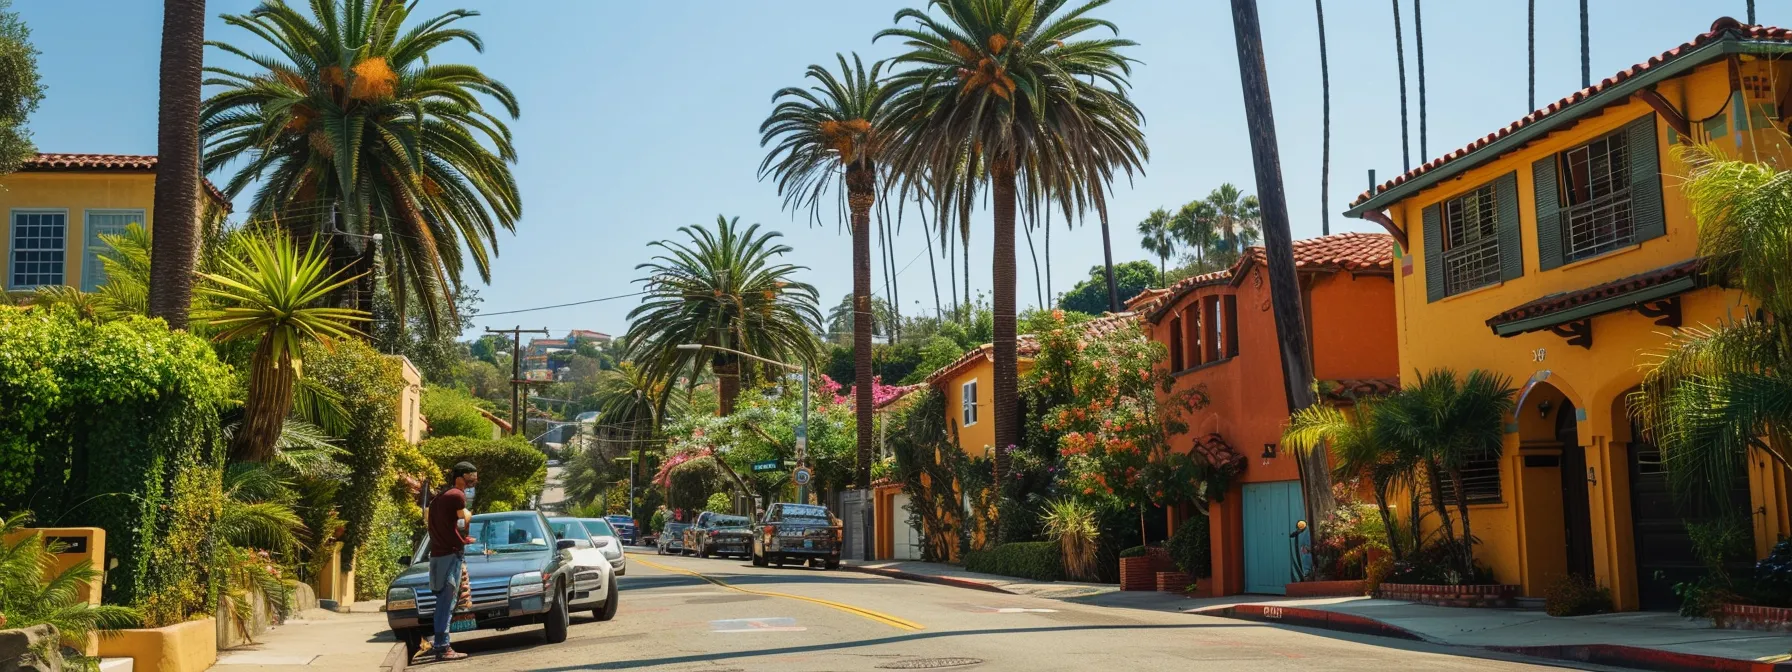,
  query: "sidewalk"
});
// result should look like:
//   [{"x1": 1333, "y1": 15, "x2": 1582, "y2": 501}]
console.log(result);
[
  {"x1": 206, "y1": 606, "x2": 401, "y2": 672},
  {"x1": 844, "y1": 559, "x2": 1792, "y2": 671}
]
